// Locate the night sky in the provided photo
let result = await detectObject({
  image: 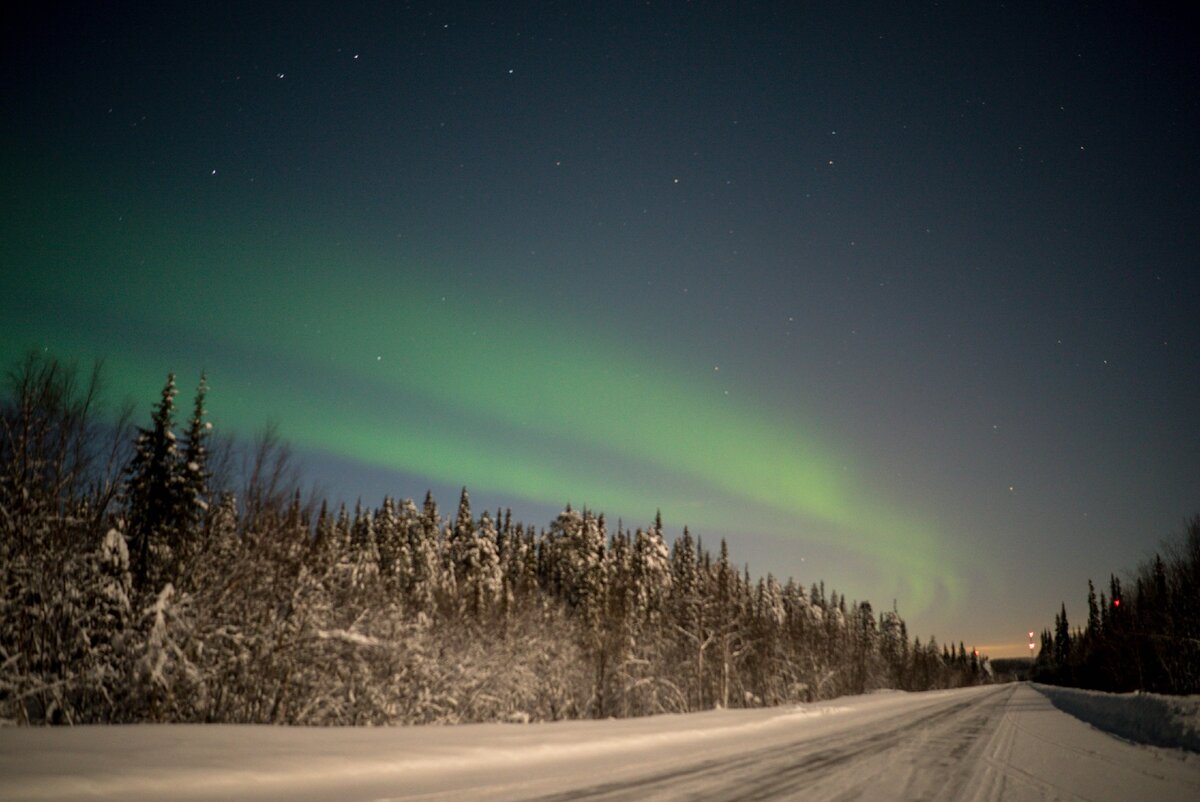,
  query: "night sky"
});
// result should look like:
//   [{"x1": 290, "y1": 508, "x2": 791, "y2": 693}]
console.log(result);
[{"x1": 3, "y1": 2, "x2": 1198, "y2": 657}]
